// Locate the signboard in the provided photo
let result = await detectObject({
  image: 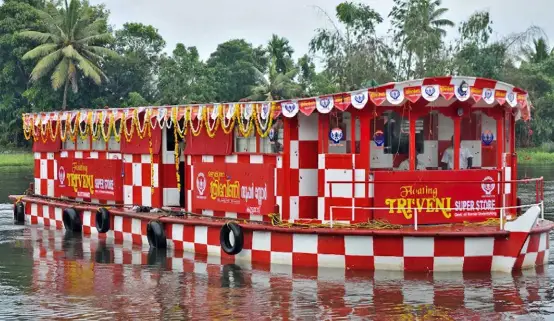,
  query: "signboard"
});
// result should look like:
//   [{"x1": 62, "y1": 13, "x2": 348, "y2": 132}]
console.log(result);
[
  {"x1": 373, "y1": 170, "x2": 499, "y2": 225},
  {"x1": 193, "y1": 162, "x2": 275, "y2": 215},
  {"x1": 56, "y1": 158, "x2": 123, "y2": 201}
]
